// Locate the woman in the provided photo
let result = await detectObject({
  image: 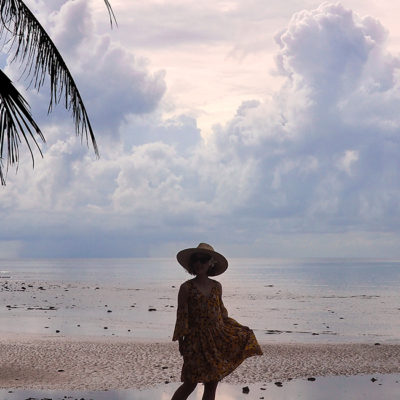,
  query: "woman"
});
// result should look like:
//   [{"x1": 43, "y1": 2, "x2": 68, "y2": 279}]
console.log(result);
[{"x1": 171, "y1": 243, "x2": 263, "y2": 400}]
